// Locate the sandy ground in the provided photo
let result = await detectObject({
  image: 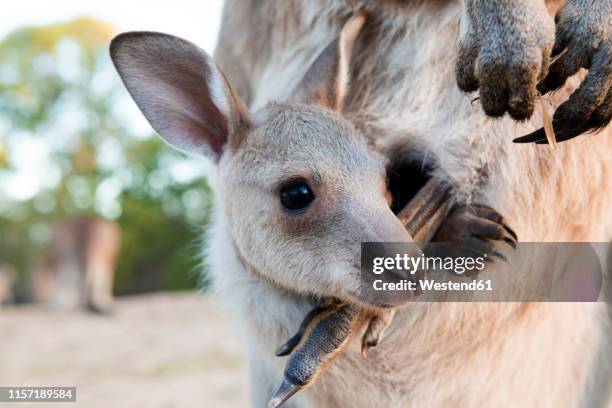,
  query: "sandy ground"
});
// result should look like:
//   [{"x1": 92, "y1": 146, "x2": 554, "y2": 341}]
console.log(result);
[{"x1": 0, "y1": 293, "x2": 249, "y2": 407}]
